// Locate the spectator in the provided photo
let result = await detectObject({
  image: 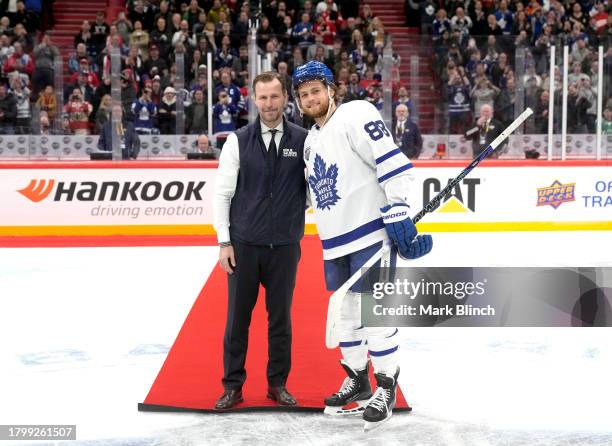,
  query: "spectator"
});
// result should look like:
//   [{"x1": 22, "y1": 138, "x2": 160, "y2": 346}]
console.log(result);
[
  {"x1": 534, "y1": 90, "x2": 551, "y2": 133},
  {"x1": 234, "y1": 10, "x2": 250, "y2": 39},
  {"x1": 143, "y1": 44, "x2": 168, "y2": 78},
  {"x1": 212, "y1": 89, "x2": 237, "y2": 133},
  {"x1": 451, "y1": 7, "x2": 472, "y2": 40},
  {"x1": 571, "y1": 37, "x2": 590, "y2": 65},
  {"x1": 150, "y1": 75, "x2": 163, "y2": 105},
  {"x1": 64, "y1": 71, "x2": 95, "y2": 104},
  {"x1": 567, "y1": 3, "x2": 588, "y2": 31},
  {"x1": 396, "y1": 104, "x2": 422, "y2": 159},
  {"x1": 129, "y1": 0, "x2": 153, "y2": 31},
  {"x1": 471, "y1": 78, "x2": 500, "y2": 114},
  {"x1": 485, "y1": 14, "x2": 503, "y2": 35},
  {"x1": 602, "y1": 108, "x2": 612, "y2": 134},
  {"x1": 12, "y1": 1, "x2": 38, "y2": 33},
  {"x1": 293, "y1": 12, "x2": 314, "y2": 51},
  {"x1": 183, "y1": 0, "x2": 204, "y2": 30},
  {"x1": 257, "y1": 16, "x2": 274, "y2": 49},
  {"x1": 194, "y1": 133, "x2": 212, "y2": 154},
  {"x1": 172, "y1": 19, "x2": 196, "y2": 49},
  {"x1": 150, "y1": 17, "x2": 171, "y2": 58},
  {"x1": 495, "y1": 76, "x2": 516, "y2": 127},
  {"x1": 465, "y1": 104, "x2": 503, "y2": 157},
  {"x1": 432, "y1": 9, "x2": 451, "y2": 41},
  {"x1": 393, "y1": 85, "x2": 415, "y2": 117},
  {"x1": 368, "y1": 85, "x2": 384, "y2": 110},
  {"x1": 215, "y1": 34, "x2": 238, "y2": 70},
  {"x1": 490, "y1": 52, "x2": 512, "y2": 88},
  {"x1": 68, "y1": 44, "x2": 91, "y2": 75},
  {"x1": 566, "y1": 83, "x2": 590, "y2": 133},
  {"x1": 130, "y1": 20, "x2": 150, "y2": 61},
  {"x1": 63, "y1": 88, "x2": 92, "y2": 135},
  {"x1": 392, "y1": 102, "x2": 410, "y2": 144},
  {"x1": 494, "y1": 0, "x2": 513, "y2": 35},
  {"x1": 38, "y1": 112, "x2": 53, "y2": 135},
  {"x1": 0, "y1": 83, "x2": 17, "y2": 134},
  {"x1": 9, "y1": 73, "x2": 30, "y2": 133},
  {"x1": 186, "y1": 88, "x2": 207, "y2": 134},
  {"x1": 91, "y1": 11, "x2": 110, "y2": 53},
  {"x1": 207, "y1": 0, "x2": 230, "y2": 24},
  {"x1": 215, "y1": 70, "x2": 241, "y2": 105},
  {"x1": 579, "y1": 76, "x2": 597, "y2": 133},
  {"x1": 97, "y1": 104, "x2": 140, "y2": 159},
  {"x1": 32, "y1": 33, "x2": 59, "y2": 97},
  {"x1": 68, "y1": 60, "x2": 100, "y2": 89},
  {"x1": 0, "y1": 35, "x2": 14, "y2": 68},
  {"x1": 345, "y1": 72, "x2": 366, "y2": 101},
  {"x1": 447, "y1": 67, "x2": 472, "y2": 134},
  {"x1": 35, "y1": 85, "x2": 57, "y2": 121},
  {"x1": 12, "y1": 23, "x2": 33, "y2": 51},
  {"x1": 113, "y1": 12, "x2": 132, "y2": 46},
  {"x1": 470, "y1": 1, "x2": 488, "y2": 35},
  {"x1": 95, "y1": 94, "x2": 112, "y2": 134},
  {"x1": 131, "y1": 86, "x2": 157, "y2": 134},
  {"x1": 158, "y1": 86, "x2": 177, "y2": 134},
  {"x1": 3, "y1": 41, "x2": 34, "y2": 86},
  {"x1": 74, "y1": 20, "x2": 94, "y2": 51}
]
